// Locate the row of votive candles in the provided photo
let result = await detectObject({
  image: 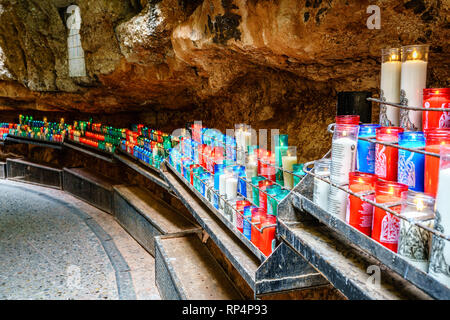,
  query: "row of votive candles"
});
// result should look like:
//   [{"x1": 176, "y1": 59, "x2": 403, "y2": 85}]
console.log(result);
[
  {"x1": 313, "y1": 142, "x2": 450, "y2": 286},
  {"x1": 0, "y1": 123, "x2": 12, "y2": 140},
  {"x1": 182, "y1": 130, "x2": 304, "y2": 190},
  {"x1": 332, "y1": 115, "x2": 450, "y2": 197},
  {"x1": 8, "y1": 124, "x2": 65, "y2": 143},
  {"x1": 169, "y1": 146, "x2": 295, "y2": 257}
]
